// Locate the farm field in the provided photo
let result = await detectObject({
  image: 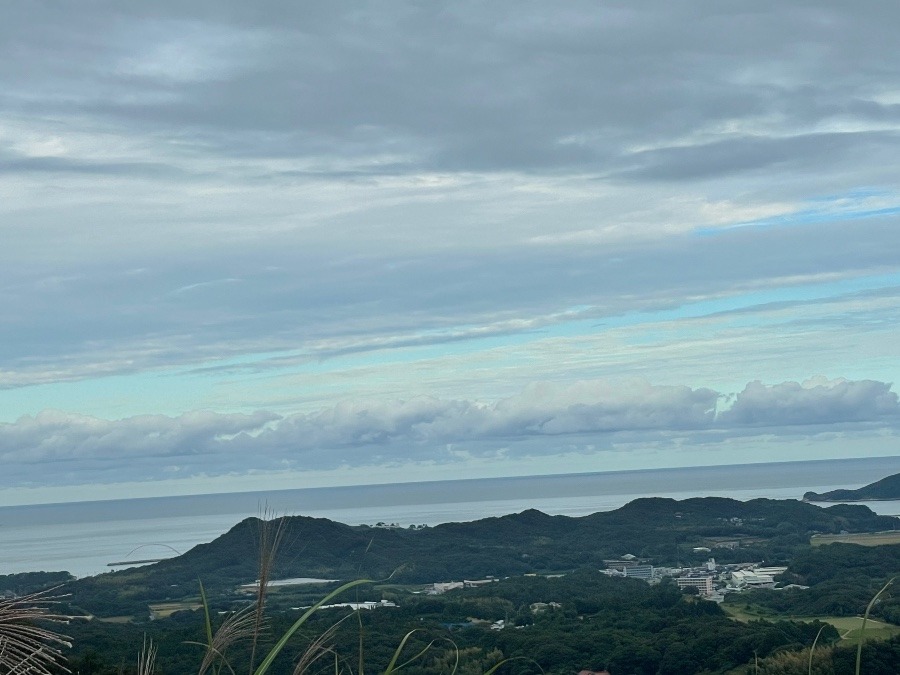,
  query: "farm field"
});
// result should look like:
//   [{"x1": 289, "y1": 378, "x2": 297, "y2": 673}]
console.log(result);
[
  {"x1": 722, "y1": 605, "x2": 900, "y2": 643},
  {"x1": 148, "y1": 601, "x2": 202, "y2": 619},
  {"x1": 810, "y1": 531, "x2": 900, "y2": 546}
]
